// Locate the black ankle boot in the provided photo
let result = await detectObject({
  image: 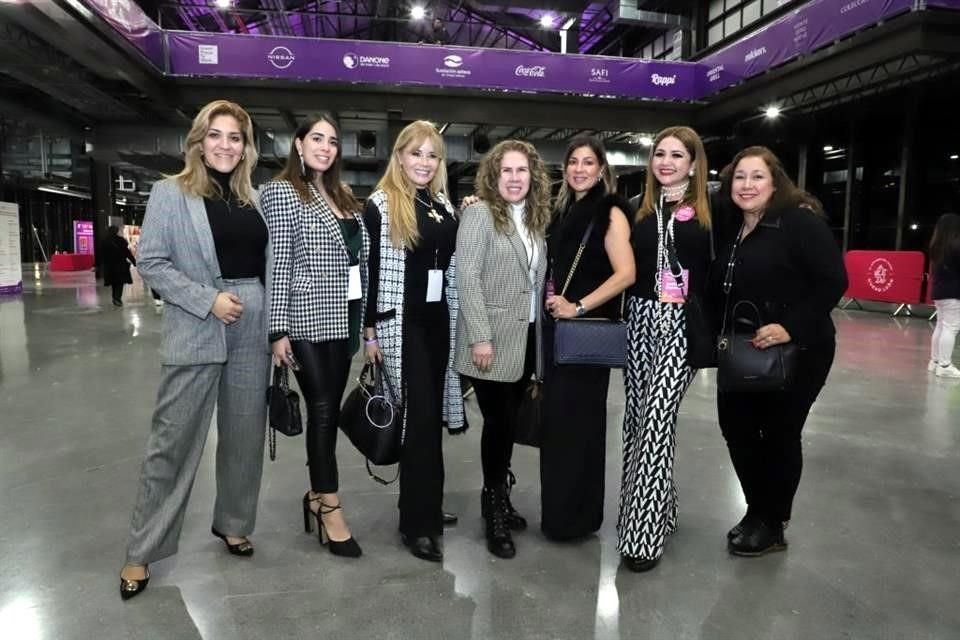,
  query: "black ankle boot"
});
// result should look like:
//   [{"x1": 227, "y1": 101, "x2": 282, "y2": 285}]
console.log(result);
[
  {"x1": 729, "y1": 518, "x2": 787, "y2": 557},
  {"x1": 481, "y1": 486, "x2": 516, "y2": 559},
  {"x1": 481, "y1": 471, "x2": 528, "y2": 531}
]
